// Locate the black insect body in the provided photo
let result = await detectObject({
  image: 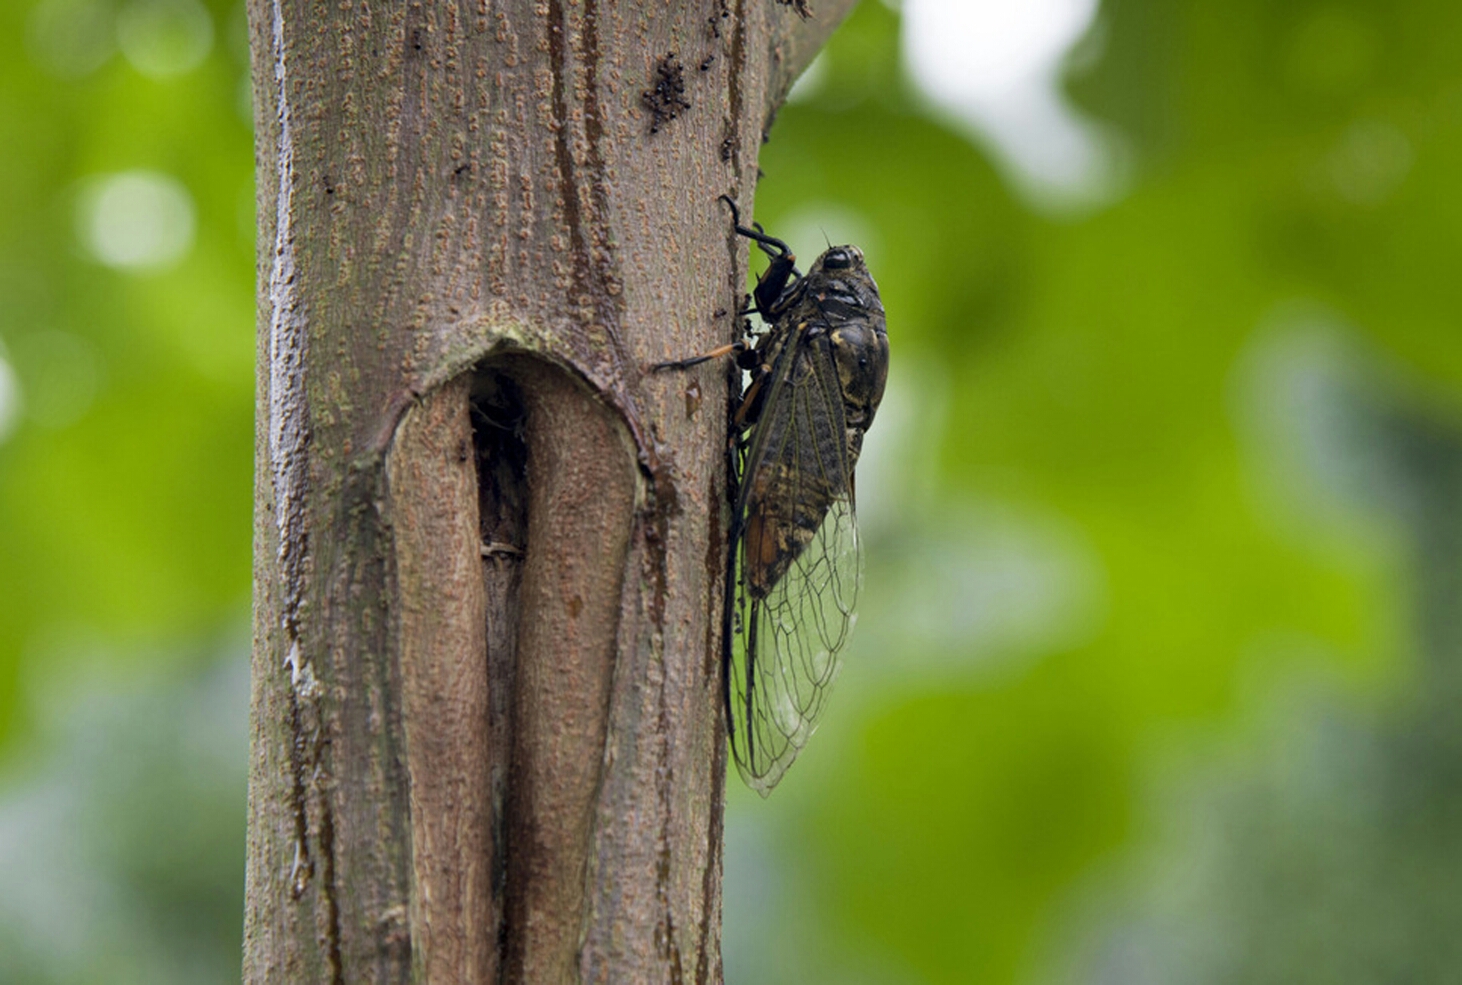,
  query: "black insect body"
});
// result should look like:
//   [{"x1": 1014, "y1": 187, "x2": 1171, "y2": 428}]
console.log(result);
[{"x1": 660, "y1": 199, "x2": 888, "y2": 794}]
